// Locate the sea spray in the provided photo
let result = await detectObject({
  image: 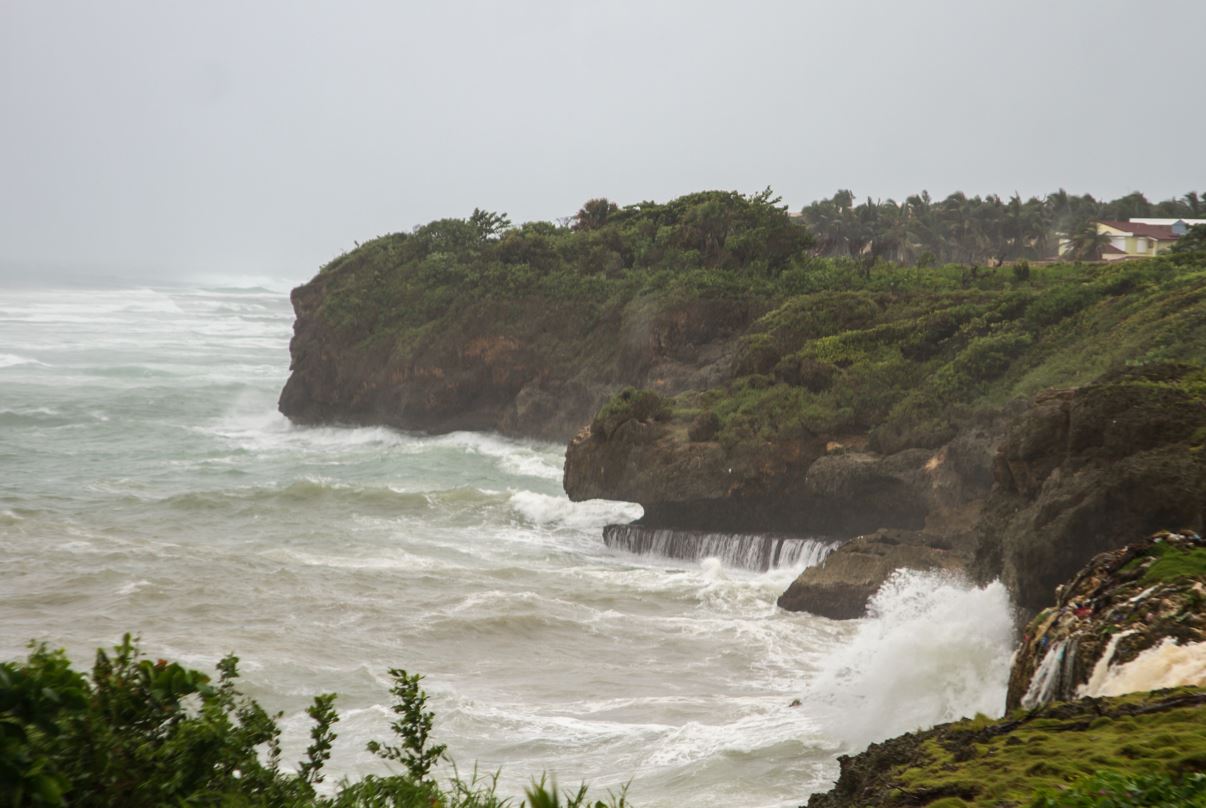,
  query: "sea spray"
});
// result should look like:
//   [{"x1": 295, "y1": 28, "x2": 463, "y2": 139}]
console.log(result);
[
  {"x1": 1, "y1": 282, "x2": 1021, "y2": 807},
  {"x1": 804, "y1": 569, "x2": 1014, "y2": 749}
]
